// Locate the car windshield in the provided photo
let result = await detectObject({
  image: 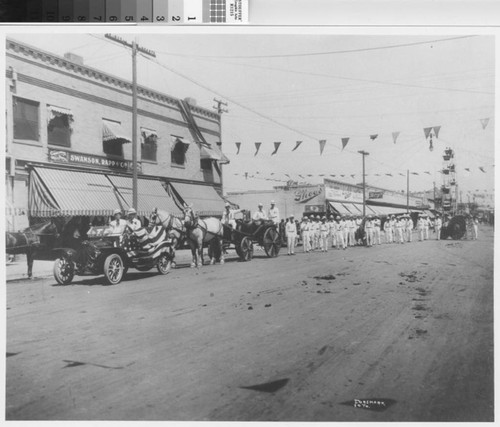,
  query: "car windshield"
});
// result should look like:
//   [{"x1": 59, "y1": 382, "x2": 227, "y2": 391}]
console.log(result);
[{"x1": 87, "y1": 225, "x2": 121, "y2": 238}]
